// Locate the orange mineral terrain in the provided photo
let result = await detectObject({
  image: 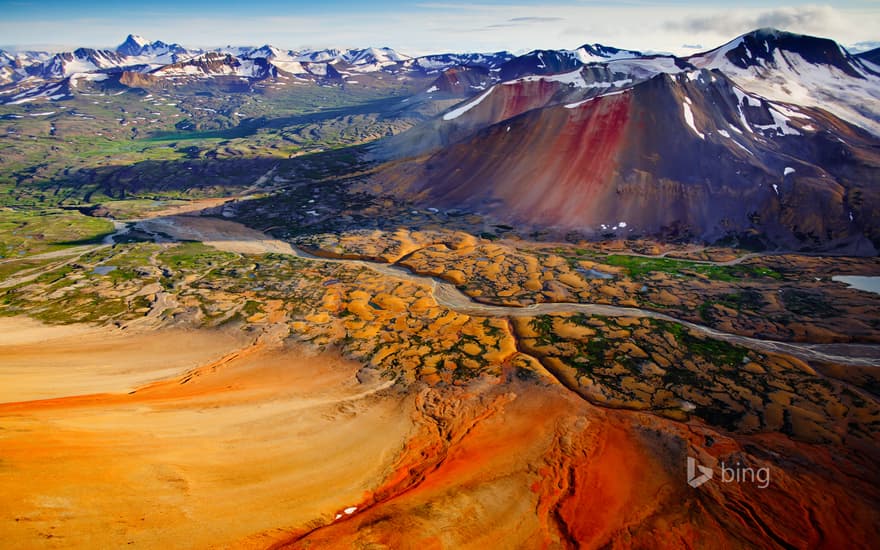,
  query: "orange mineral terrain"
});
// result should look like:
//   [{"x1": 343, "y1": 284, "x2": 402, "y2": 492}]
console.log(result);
[
  {"x1": 1, "y1": 214, "x2": 879, "y2": 549},
  {"x1": 1, "y1": 18, "x2": 880, "y2": 550},
  {"x1": 2, "y1": 309, "x2": 879, "y2": 549}
]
